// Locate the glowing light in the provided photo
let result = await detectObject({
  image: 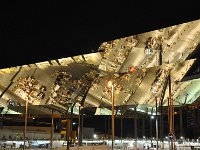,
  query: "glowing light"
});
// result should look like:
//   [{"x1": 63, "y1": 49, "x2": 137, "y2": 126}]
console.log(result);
[
  {"x1": 151, "y1": 116, "x2": 155, "y2": 119},
  {"x1": 93, "y1": 134, "x2": 97, "y2": 139},
  {"x1": 107, "y1": 81, "x2": 113, "y2": 88},
  {"x1": 129, "y1": 142, "x2": 133, "y2": 147}
]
